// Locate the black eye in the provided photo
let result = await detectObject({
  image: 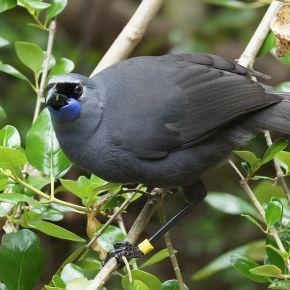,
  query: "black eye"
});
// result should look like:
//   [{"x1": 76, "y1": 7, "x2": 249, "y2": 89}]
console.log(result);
[{"x1": 74, "y1": 84, "x2": 83, "y2": 96}]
